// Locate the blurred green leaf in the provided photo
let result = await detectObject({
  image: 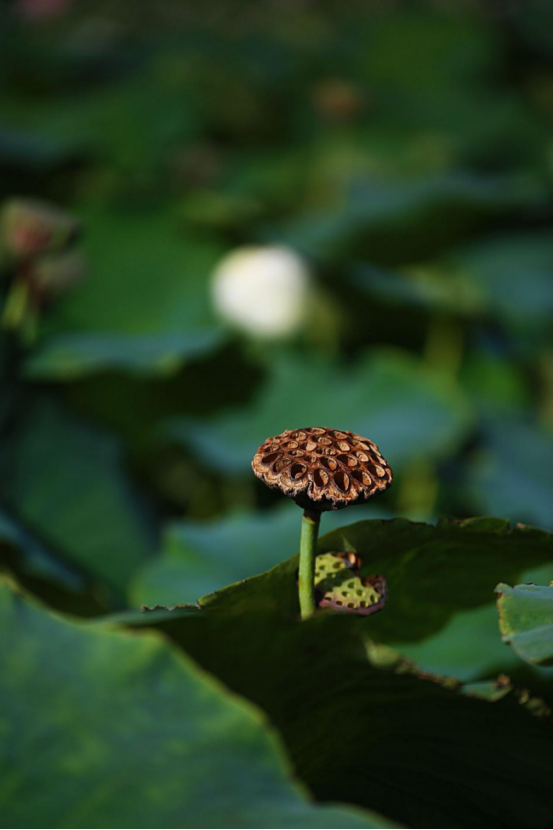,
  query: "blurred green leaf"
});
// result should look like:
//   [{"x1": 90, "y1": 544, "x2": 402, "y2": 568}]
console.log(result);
[
  {"x1": 26, "y1": 328, "x2": 224, "y2": 379},
  {"x1": 461, "y1": 352, "x2": 531, "y2": 419},
  {"x1": 267, "y1": 173, "x2": 544, "y2": 260},
  {"x1": 349, "y1": 263, "x2": 485, "y2": 318},
  {"x1": 0, "y1": 398, "x2": 154, "y2": 602},
  {"x1": 0, "y1": 126, "x2": 77, "y2": 172},
  {"x1": 45, "y1": 342, "x2": 264, "y2": 460},
  {"x1": 468, "y1": 419, "x2": 553, "y2": 530},
  {"x1": 164, "y1": 350, "x2": 472, "y2": 474},
  {"x1": 0, "y1": 507, "x2": 109, "y2": 616},
  {"x1": 0, "y1": 582, "x2": 393, "y2": 829},
  {"x1": 497, "y1": 582, "x2": 553, "y2": 666},
  {"x1": 46, "y1": 206, "x2": 223, "y2": 335},
  {"x1": 356, "y1": 10, "x2": 499, "y2": 106},
  {"x1": 3, "y1": 62, "x2": 199, "y2": 178},
  {"x1": 128, "y1": 530, "x2": 553, "y2": 829},
  {"x1": 510, "y1": 2, "x2": 553, "y2": 64},
  {"x1": 451, "y1": 231, "x2": 553, "y2": 345},
  {"x1": 132, "y1": 502, "x2": 300, "y2": 608}
]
